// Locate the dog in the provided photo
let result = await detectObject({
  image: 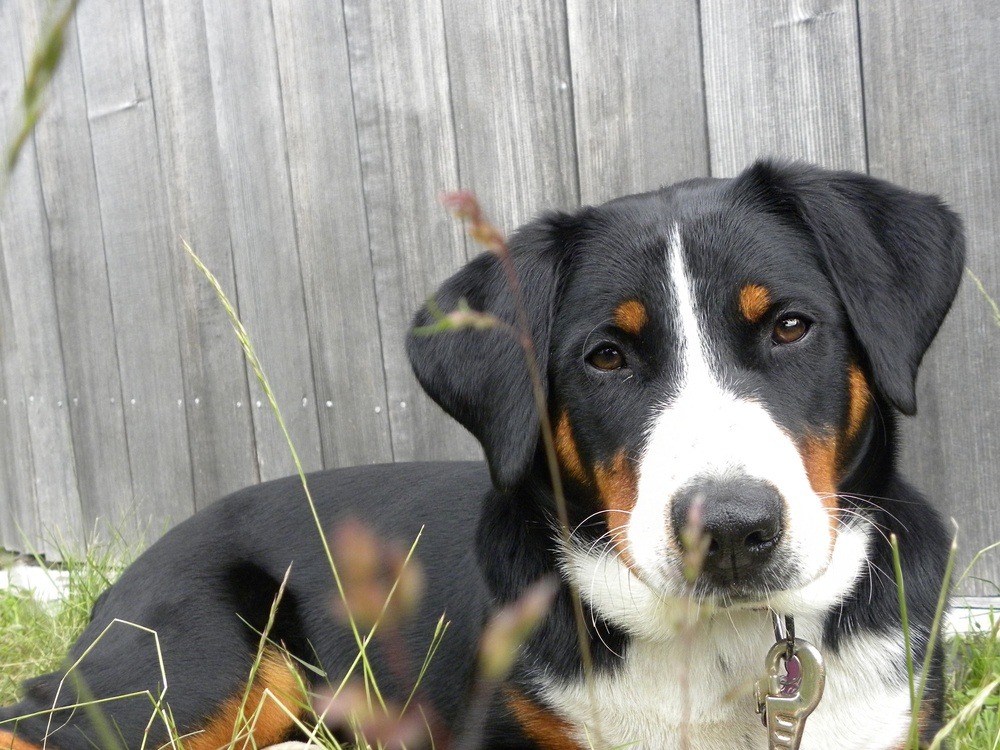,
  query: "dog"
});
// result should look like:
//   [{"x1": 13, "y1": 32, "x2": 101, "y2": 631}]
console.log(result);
[{"x1": 0, "y1": 160, "x2": 964, "y2": 750}]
